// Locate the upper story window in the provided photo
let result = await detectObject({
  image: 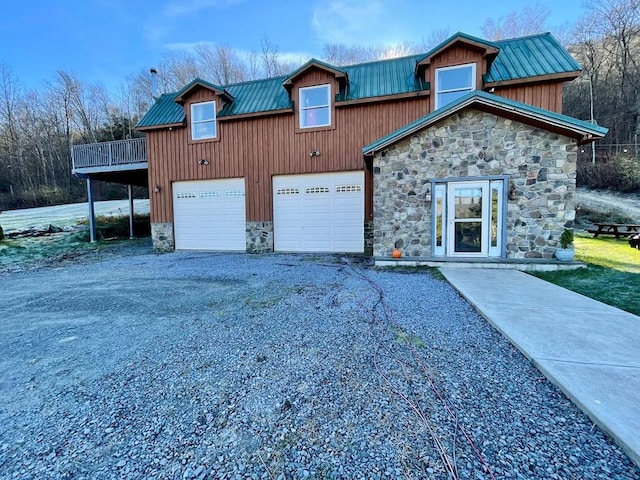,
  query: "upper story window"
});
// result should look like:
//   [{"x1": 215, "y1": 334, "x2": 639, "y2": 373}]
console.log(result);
[
  {"x1": 435, "y1": 63, "x2": 476, "y2": 109},
  {"x1": 191, "y1": 101, "x2": 217, "y2": 140},
  {"x1": 299, "y1": 84, "x2": 331, "y2": 129}
]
